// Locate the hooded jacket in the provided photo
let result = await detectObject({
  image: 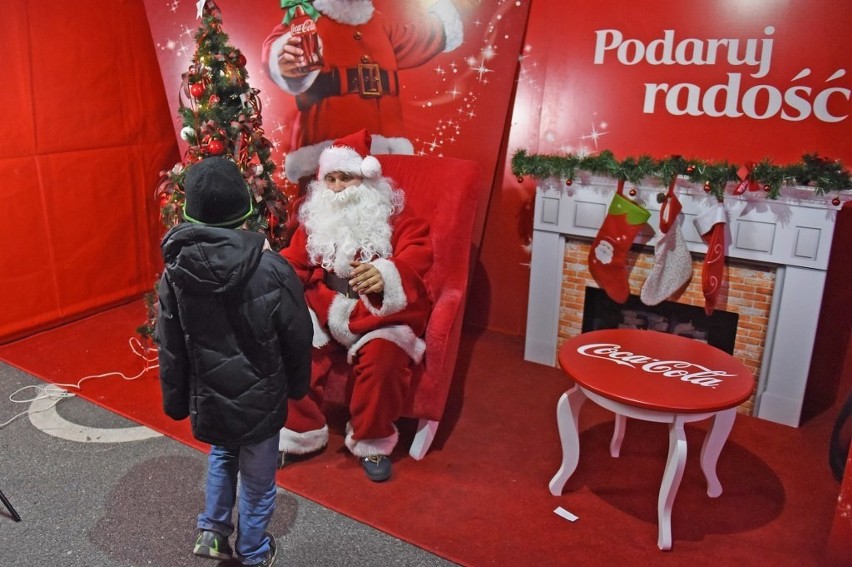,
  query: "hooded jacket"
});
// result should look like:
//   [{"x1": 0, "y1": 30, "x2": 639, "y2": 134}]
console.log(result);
[{"x1": 156, "y1": 223, "x2": 312, "y2": 446}]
